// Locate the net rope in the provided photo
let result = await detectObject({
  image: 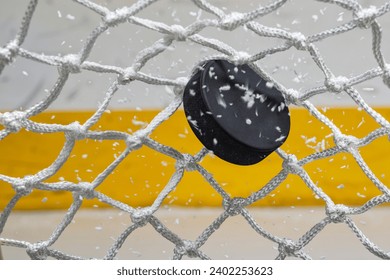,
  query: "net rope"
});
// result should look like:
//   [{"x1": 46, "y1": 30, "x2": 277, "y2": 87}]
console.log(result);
[{"x1": 0, "y1": 0, "x2": 390, "y2": 260}]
